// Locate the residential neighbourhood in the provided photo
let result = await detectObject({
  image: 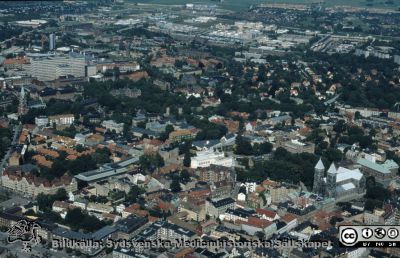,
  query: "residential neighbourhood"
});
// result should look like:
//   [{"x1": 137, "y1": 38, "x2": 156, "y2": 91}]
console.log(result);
[{"x1": 0, "y1": 0, "x2": 400, "y2": 257}]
